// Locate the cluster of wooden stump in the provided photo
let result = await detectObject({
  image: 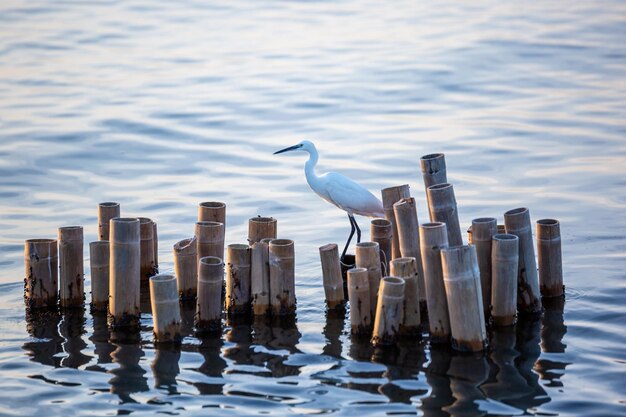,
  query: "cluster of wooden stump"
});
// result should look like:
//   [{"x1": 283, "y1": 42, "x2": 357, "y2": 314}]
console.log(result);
[{"x1": 320, "y1": 153, "x2": 564, "y2": 352}]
